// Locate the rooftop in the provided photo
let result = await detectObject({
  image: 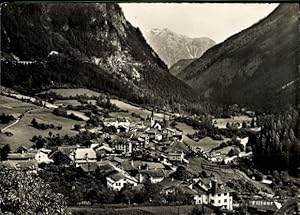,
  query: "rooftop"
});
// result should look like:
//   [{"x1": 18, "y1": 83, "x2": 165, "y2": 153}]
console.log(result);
[
  {"x1": 71, "y1": 148, "x2": 97, "y2": 160},
  {"x1": 7, "y1": 153, "x2": 36, "y2": 160}
]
